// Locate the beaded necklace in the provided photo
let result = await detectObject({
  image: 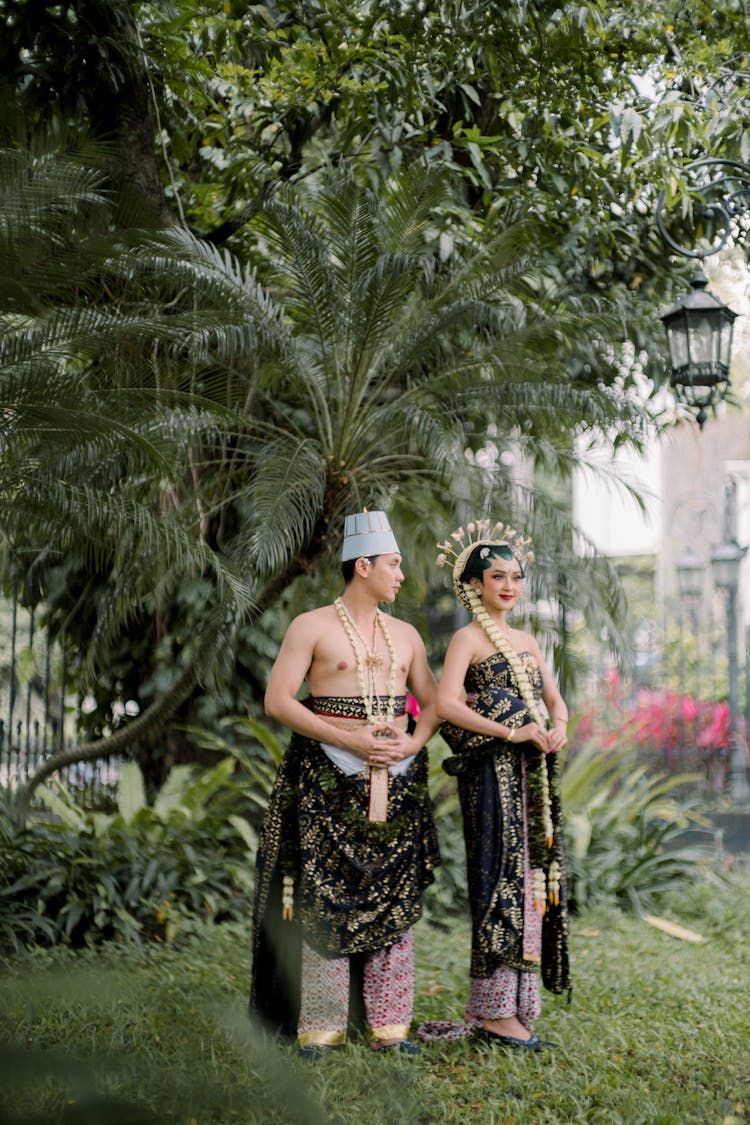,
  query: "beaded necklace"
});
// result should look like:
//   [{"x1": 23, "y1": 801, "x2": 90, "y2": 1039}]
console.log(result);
[{"x1": 334, "y1": 597, "x2": 397, "y2": 724}]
